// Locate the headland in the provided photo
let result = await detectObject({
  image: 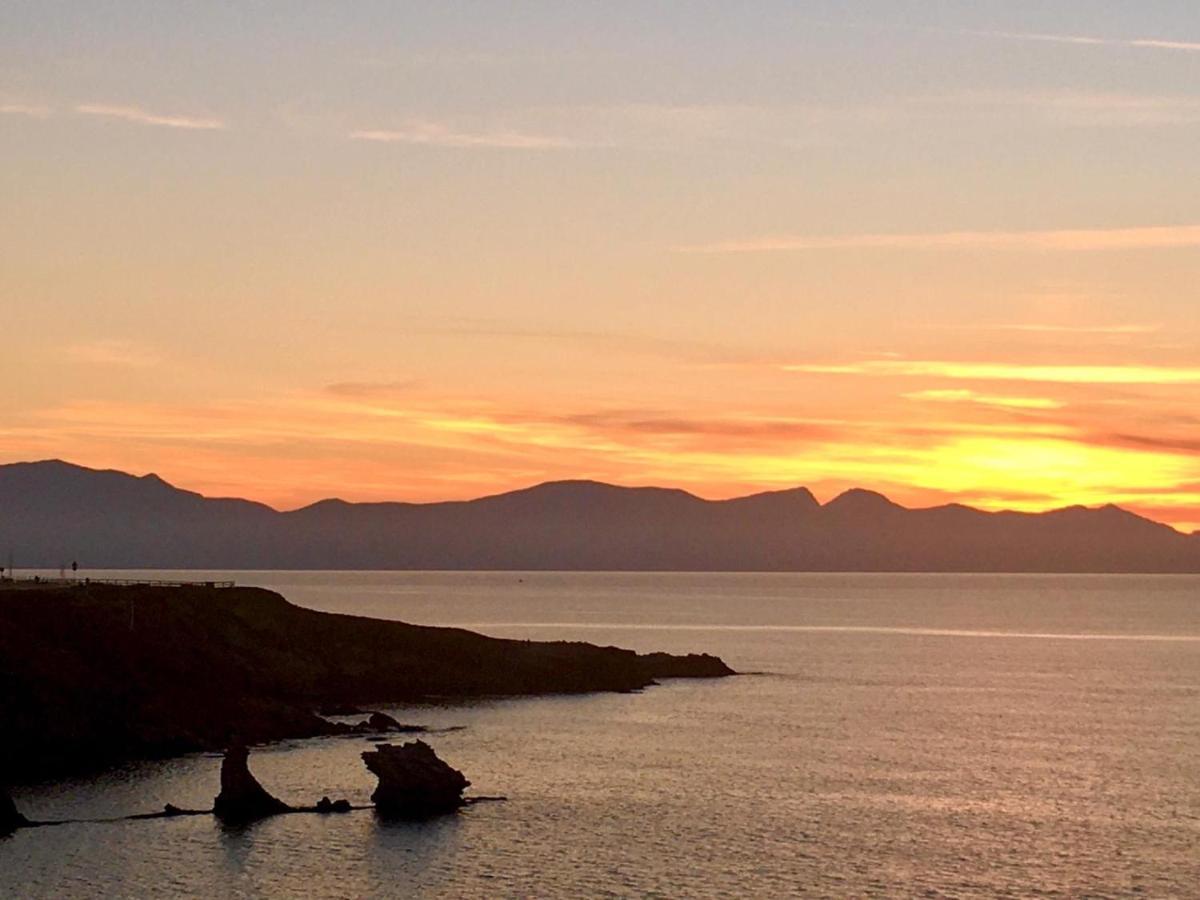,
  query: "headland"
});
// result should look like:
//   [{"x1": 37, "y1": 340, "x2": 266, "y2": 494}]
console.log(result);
[{"x1": 0, "y1": 582, "x2": 732, "y2": 781}]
